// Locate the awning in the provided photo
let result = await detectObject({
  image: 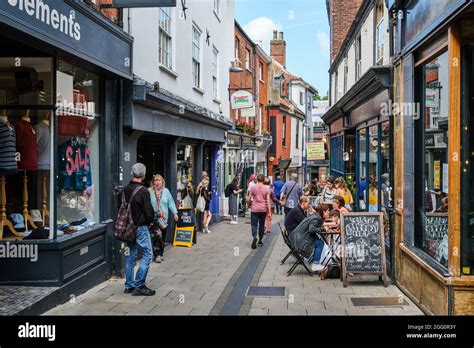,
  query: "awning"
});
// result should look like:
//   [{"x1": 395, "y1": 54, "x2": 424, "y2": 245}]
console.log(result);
[{"x1": 278, "y1": 158, "x2": 292, "y2": 169}]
